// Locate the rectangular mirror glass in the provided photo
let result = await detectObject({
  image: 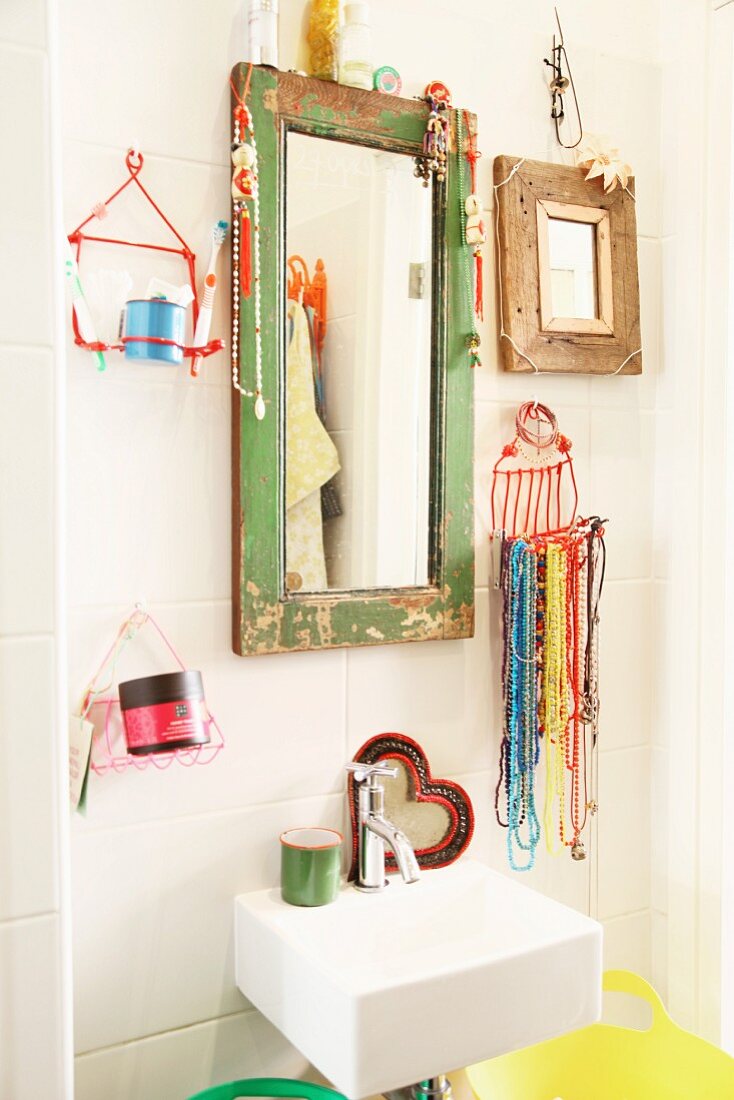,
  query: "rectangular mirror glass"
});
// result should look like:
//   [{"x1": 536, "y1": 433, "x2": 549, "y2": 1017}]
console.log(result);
[
  {"x1": 284, "y1": 131, "x2": 433, "y2": 594},
  {"x1": 547, "y1": 217, "x2": 596, "y2": 320},
  {"x1": 533, "y1": 195, "x2": 614, "y2": 338}
]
